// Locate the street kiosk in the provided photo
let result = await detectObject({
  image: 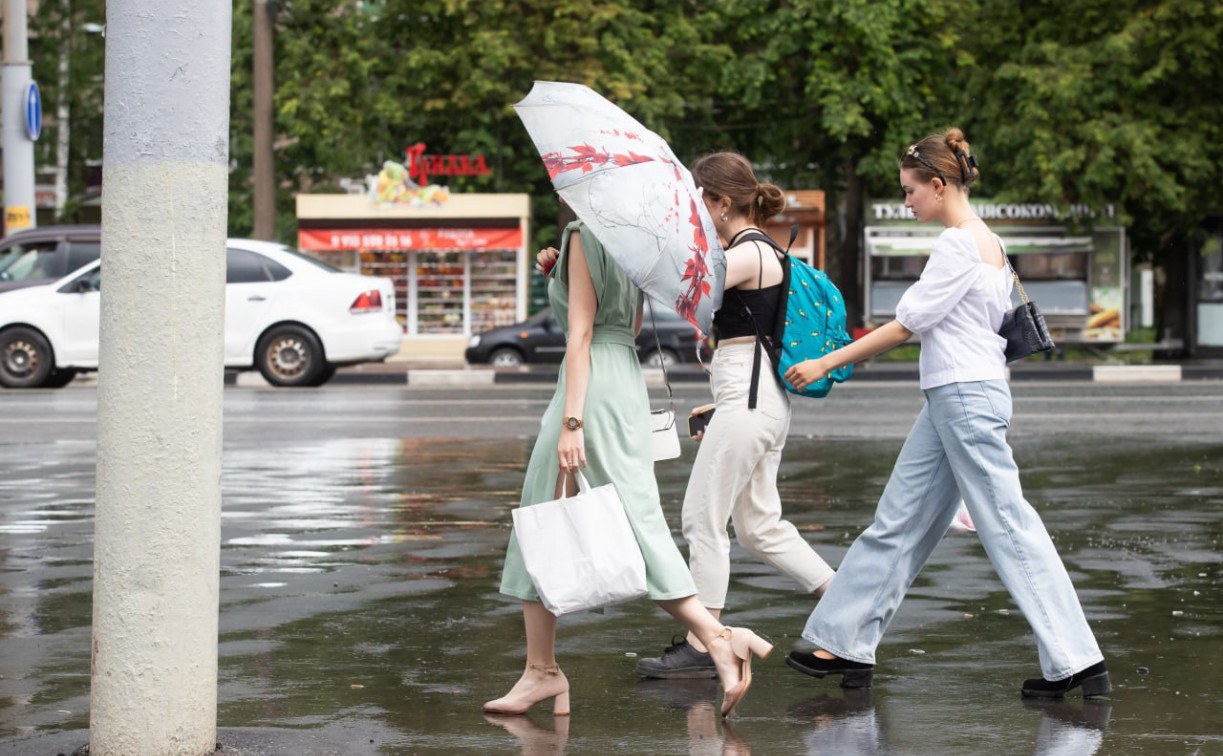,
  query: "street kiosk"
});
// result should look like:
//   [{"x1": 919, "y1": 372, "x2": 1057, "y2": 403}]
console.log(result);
[
  {"x1": 296, "y1": 191, "x2": 530, "y2": 359},
  {"x1": 863, "y1": 200, "x2": 1128, "y2": 346}
]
